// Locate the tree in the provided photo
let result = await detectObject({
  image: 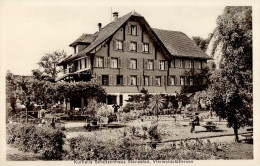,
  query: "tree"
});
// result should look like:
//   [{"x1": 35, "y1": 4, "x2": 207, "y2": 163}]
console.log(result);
[
  {"x1": 6, "y1": 71, "x2": 17, "y2": 114},
  {"x1": 37, "y1": 50, "x2": 68, "y2": 79},
  {"x1": 208, "y1": 7, "x2": 252, "y2": 142},
  {"x1": 192, "y1": 34, "x2": 212, "y2": 52},
  {"x1": 149, "y1": 94, "x2": 165, "y2": 120}
]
